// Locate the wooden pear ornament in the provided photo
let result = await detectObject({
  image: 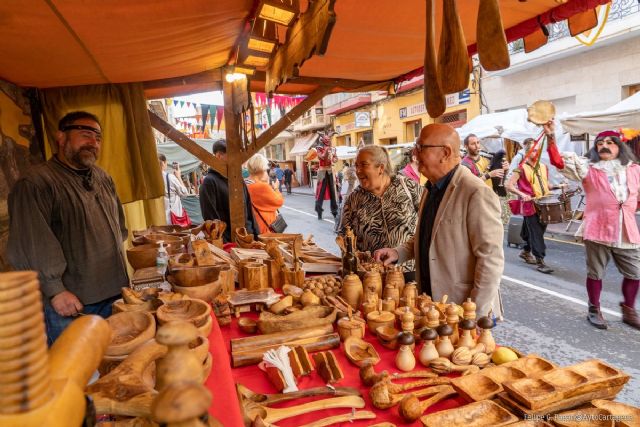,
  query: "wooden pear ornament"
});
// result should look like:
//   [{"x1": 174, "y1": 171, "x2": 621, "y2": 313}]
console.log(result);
[
  {"x1": 395, "y1": 332, "x2": 416, "y2": 372},
  {"x1": 418, "y1": 328, "x2": 440, "y2": 367},
  {"x1": 435, "y1": 324, "x2": 454, "y2": 359},
  {"x1": 477, "y1": 311, "x2": 496, "y2": 353},
  {"x1": 155, "y1": 321, "x2": 203, "y2": 391},
  {"x1": 151, "y1": 381, "x2": 213, "y2": 427},
  {"x1": 457, "y1": 319, "x2": 476, "y2": 349}
]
